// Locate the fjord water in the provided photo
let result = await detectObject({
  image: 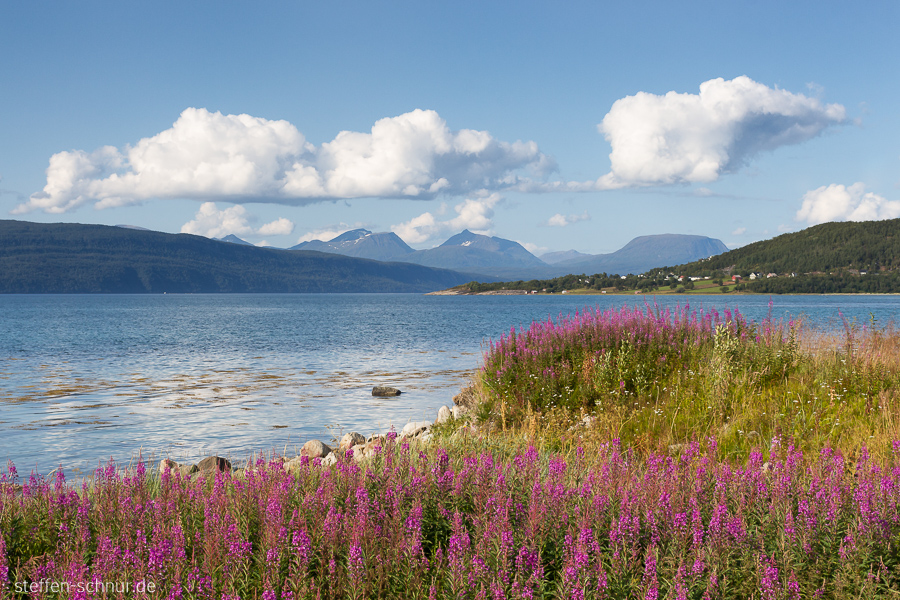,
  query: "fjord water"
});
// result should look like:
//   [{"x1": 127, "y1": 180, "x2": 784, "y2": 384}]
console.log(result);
[{"x1": 2, "y1": 293, "x2": 900, "y2": 475}]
